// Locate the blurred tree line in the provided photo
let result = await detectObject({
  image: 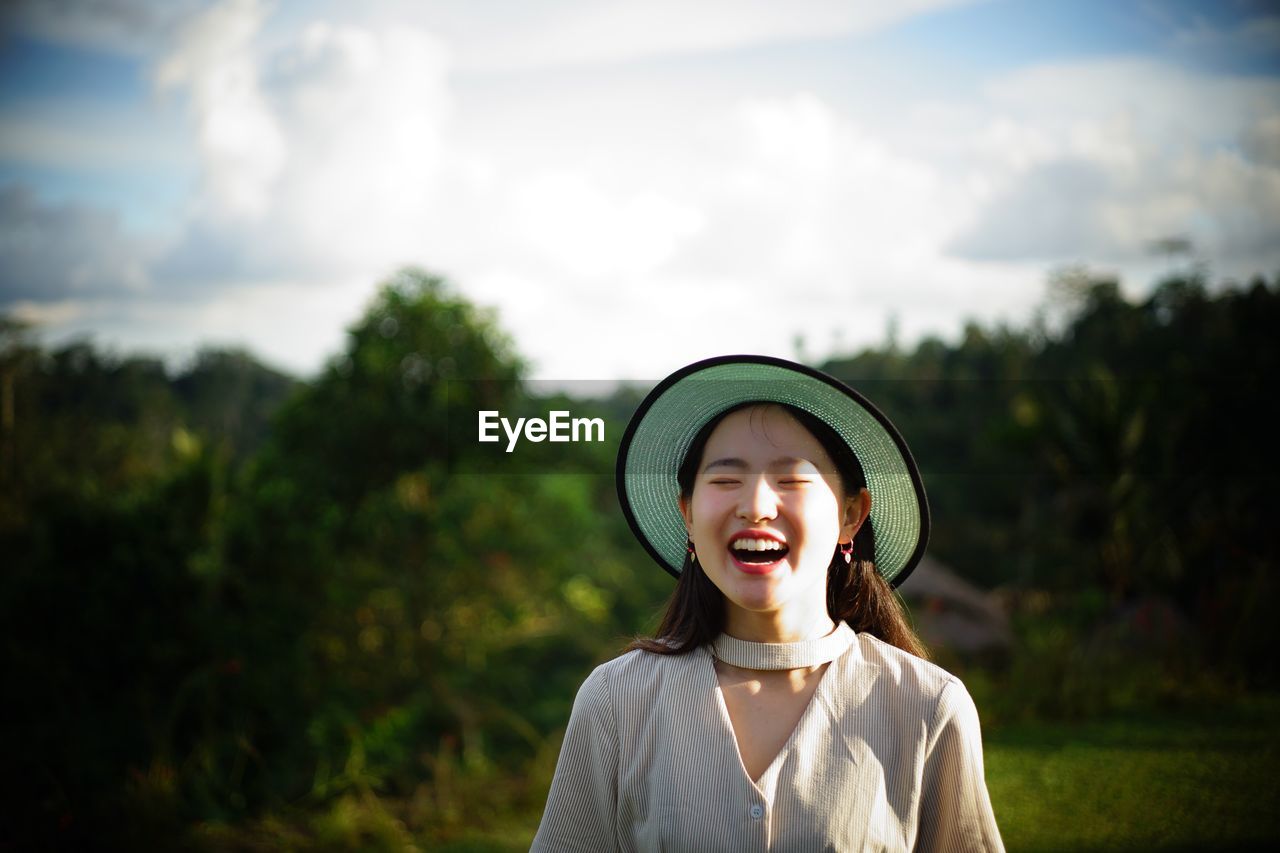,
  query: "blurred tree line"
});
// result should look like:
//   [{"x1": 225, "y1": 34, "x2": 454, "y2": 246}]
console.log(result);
[
  {"x1": 825, "y1": 267, "x2": 1277, "y2": 617},
  {"x1": 1, "y1": 267, "x2": 1276, "y2": 848}
]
